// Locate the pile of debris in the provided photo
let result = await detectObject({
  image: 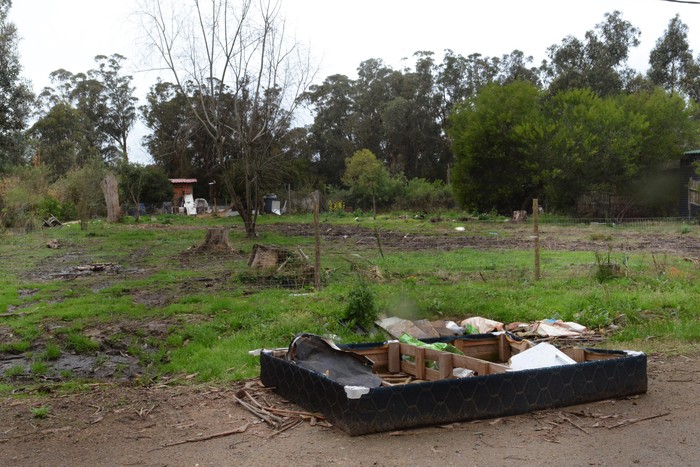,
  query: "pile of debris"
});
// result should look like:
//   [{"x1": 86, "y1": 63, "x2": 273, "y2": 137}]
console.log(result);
[{"x1": 376, "y1": 315, "x2": 596, "y2": 342}]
